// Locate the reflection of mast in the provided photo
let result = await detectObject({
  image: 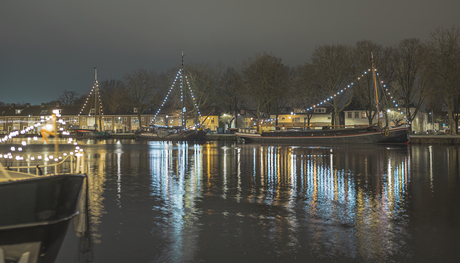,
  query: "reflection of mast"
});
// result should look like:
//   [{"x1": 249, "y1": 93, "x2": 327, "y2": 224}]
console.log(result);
[{"x1": 371, "y1": 53, "x2": 381, "y2": 129}]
